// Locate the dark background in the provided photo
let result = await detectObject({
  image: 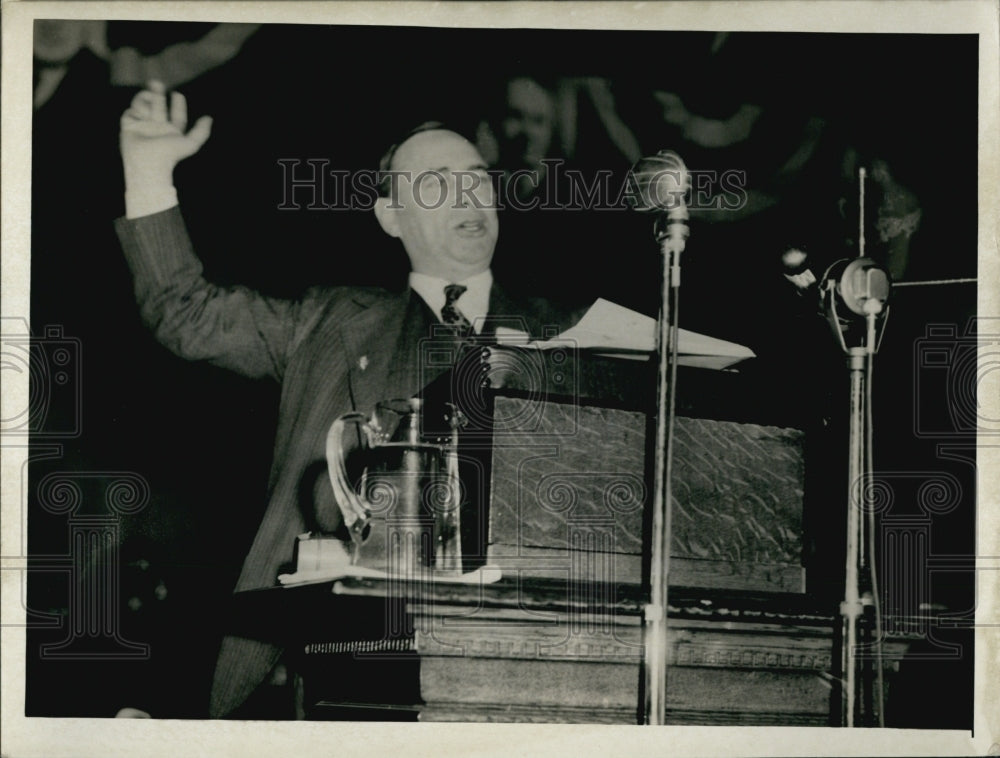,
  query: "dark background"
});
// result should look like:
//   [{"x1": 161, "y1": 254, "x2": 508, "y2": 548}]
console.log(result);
[{"x1": 26, "y1": 24, "x2": 978, "y2": 722}]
